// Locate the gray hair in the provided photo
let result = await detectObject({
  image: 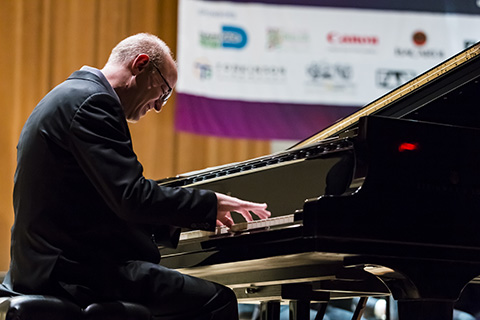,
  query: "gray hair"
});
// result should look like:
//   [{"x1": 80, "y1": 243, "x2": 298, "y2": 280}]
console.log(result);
[{"x1": 107, "y1": 33, "x2": 172, "y2": 68}]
